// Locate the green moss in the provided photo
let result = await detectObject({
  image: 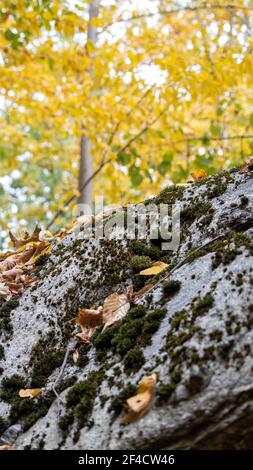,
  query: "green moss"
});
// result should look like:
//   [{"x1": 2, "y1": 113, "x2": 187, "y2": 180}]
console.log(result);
[
  {"x1": 0, "y1": 416, "x2": 7, "y2": 435},
  {"x1": 170, "y1": 310, "x2": 187, "y2": 329},
  {"x1": 110, "y1": 383, "x2": 137, "y2": 415},
  {"x1": 240, "y1": 195, "x2": 249, "y2": 206},
  {"x1": 141, "y1": 308, "x2": 167, "y2": 341},
  {"x1": 123, "y1": 348, "x2": 145, "y2": 374},
  {"x1": 29, "y1": 335, "x2": 66, "y2": 387},
  {"x1": 76, "y1": 345, "x2": 90, "y2": 368},
  {"x1": 34, "y1": 252, "x2": 50, "y2": 267},
  {"x1": 0, "y1": 345, "x2": 4, "y2": 360},
  {"x1": 162, "y1": 280, "x2": 181, "y2": 298},
  {"x1": 181, "y1": 201, "x2": 213, "y2": 228},
  {"x1": 209, "y1": 329, "x2": 223, "y2": 341},
  {"x1": 192, "y1": 293, "x2": 214, "y2": 318},
  {"x1": 129, "y1": 255, "x2": 152, "y2": 273},
  {"x1": 0, "y1": 374, "x2": 26, "y2": 402},
  {"x1": 156, "y1": 382, "x2": 176, "y2": 402},
  {"x1": 129, "y1": 240, "x2": 162, "y2": 260},
  {"x1": 0, "y1": 299, "x2": 19, "y2": 334},
  {"x1": 62, "y1": 371, "x2": 104, "y2": 435},
  {"x1": 10, "y1": 396, "x2": 53, "y2": 431}
]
